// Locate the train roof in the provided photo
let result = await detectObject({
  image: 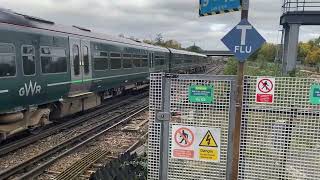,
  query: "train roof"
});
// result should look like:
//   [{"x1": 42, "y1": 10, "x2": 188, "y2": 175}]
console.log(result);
[
  {"x1": 0, "y1": 8, "x2": 206, "y2": 57},
  {"x1": 168, "y1": 48, "x2": 207, "y2": 57}
]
